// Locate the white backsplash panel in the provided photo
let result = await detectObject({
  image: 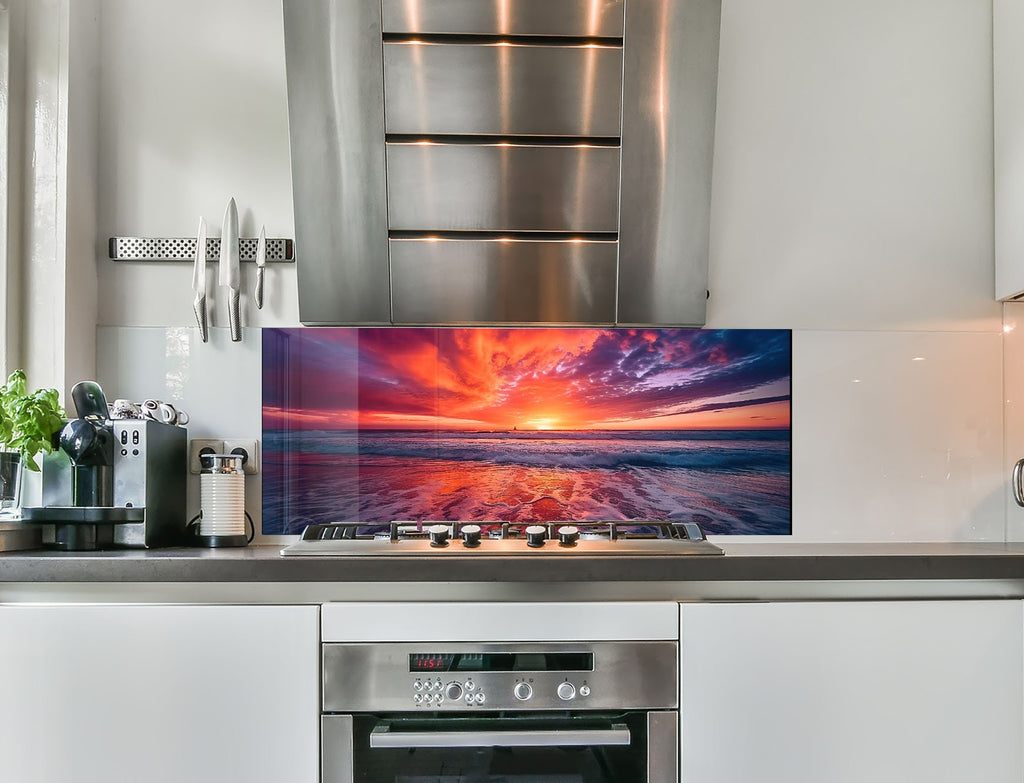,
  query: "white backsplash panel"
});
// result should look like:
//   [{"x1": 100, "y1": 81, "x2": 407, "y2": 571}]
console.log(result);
[
  {"x1": 789, "y1": 330, "x2": 1003, "y2": 542},
  {"x1": 1003, "y1": 302, "x2": 1024, "y2": 541},
  {"x1": 96, "y1": 326, "x2": 1005, "y2": 543},
  {"x1": 96, "y1": 326, "x2": 271, "y2": 540}
]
